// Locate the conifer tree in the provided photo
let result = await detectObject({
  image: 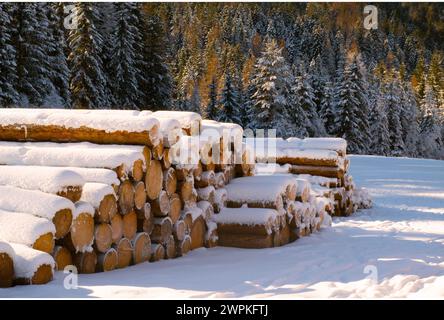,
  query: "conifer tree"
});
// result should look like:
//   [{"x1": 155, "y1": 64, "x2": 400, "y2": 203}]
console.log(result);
[
  {"x1": 217, "y1": 73, "x2": 241, "y2": 124},
  {"x1": 204, "y1": 77, "x2": 219, "y2": 120}
]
